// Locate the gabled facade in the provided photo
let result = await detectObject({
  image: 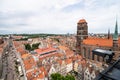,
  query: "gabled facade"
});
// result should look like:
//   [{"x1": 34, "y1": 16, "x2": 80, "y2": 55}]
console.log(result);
[
  {"x1": 84, "y1": 66, "x2": 96, "y2": 80},
  {"x1": 48, "y1": 65, "x2": 56, "y2": 77},
  {"x1": 65, "y1": 59, "x2": 73, "y2": 73},
  {"x1": 60, "y1": 60, "x2": 67, "y2": 75}
]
